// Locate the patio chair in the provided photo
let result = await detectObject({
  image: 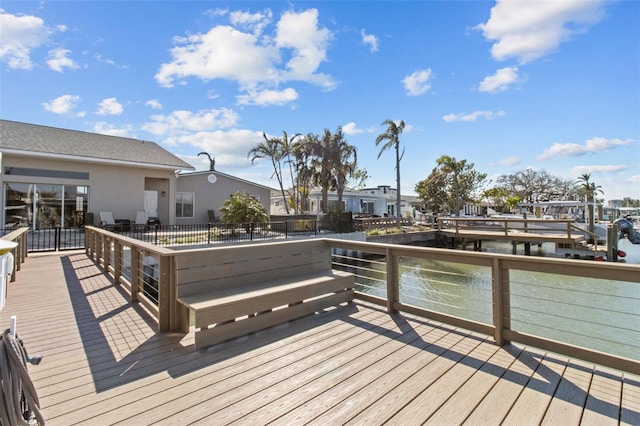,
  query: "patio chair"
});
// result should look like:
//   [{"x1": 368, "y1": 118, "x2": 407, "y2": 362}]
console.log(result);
[
  {"x1": 98, "y1": 211, "x2": 123, "y2": 232},
  {"x1": 133, "y1": 211, "x2": 149, "y2": 231}
]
